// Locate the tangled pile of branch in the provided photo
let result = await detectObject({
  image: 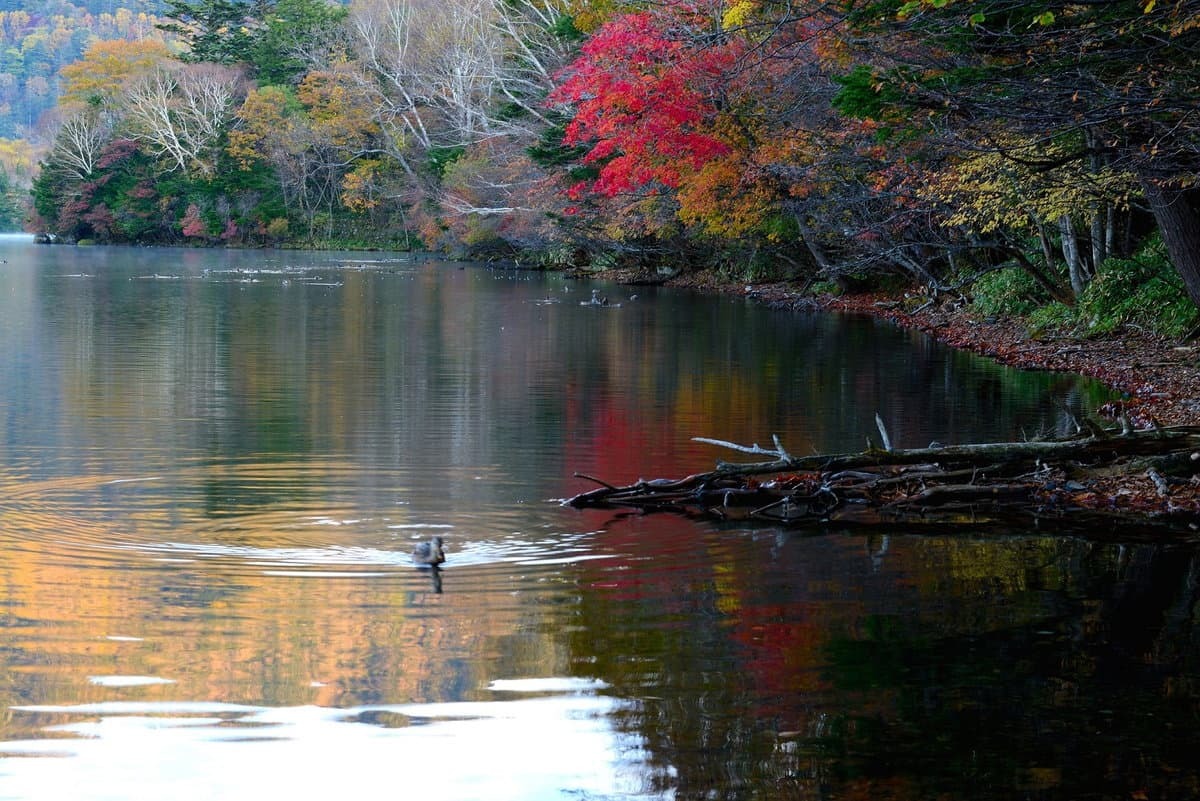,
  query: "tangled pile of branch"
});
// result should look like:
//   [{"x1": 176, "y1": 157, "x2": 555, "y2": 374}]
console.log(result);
[{"x1": 564, "y1": 425, "x2": 1200, "y2": 530}]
